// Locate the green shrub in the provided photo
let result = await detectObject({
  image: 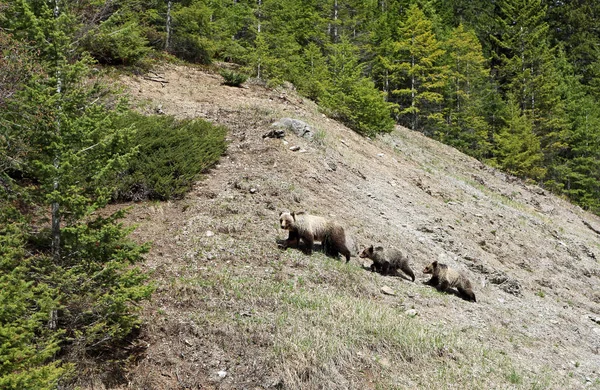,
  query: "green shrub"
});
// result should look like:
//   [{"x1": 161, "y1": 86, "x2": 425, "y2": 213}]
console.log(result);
[
  {"x1": 169, "y1": 34, "x2": 213, "y2": 64},
  {"x1": 82, "y1": 15, "x2": 150, "y2": 65},
  {"x1": 0, "y1": 205, "x2": 70, "y2": 389},
  {"x1": 115, "y1": 112, "x2": 228, "y2": 201},
  {"x1": 220, "y1": 69, "x2": 249, "y2": 87}
]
